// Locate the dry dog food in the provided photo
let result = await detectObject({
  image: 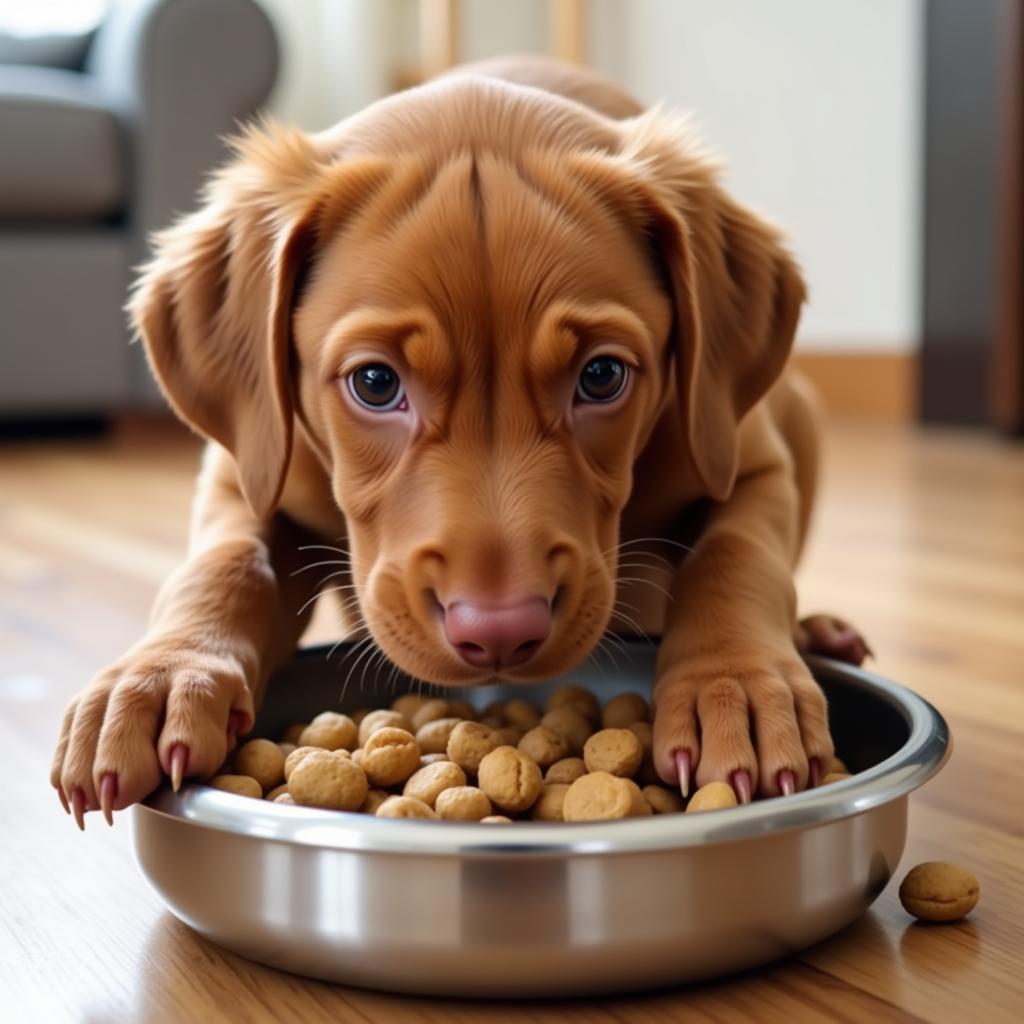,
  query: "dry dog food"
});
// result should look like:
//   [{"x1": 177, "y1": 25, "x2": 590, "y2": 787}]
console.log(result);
[
  {"x1": 206, "y1": 683, "x2": 862, "y2": 822},
  {"x1": 898, "y1": 862, "x2": 980, "y2": 922}
]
